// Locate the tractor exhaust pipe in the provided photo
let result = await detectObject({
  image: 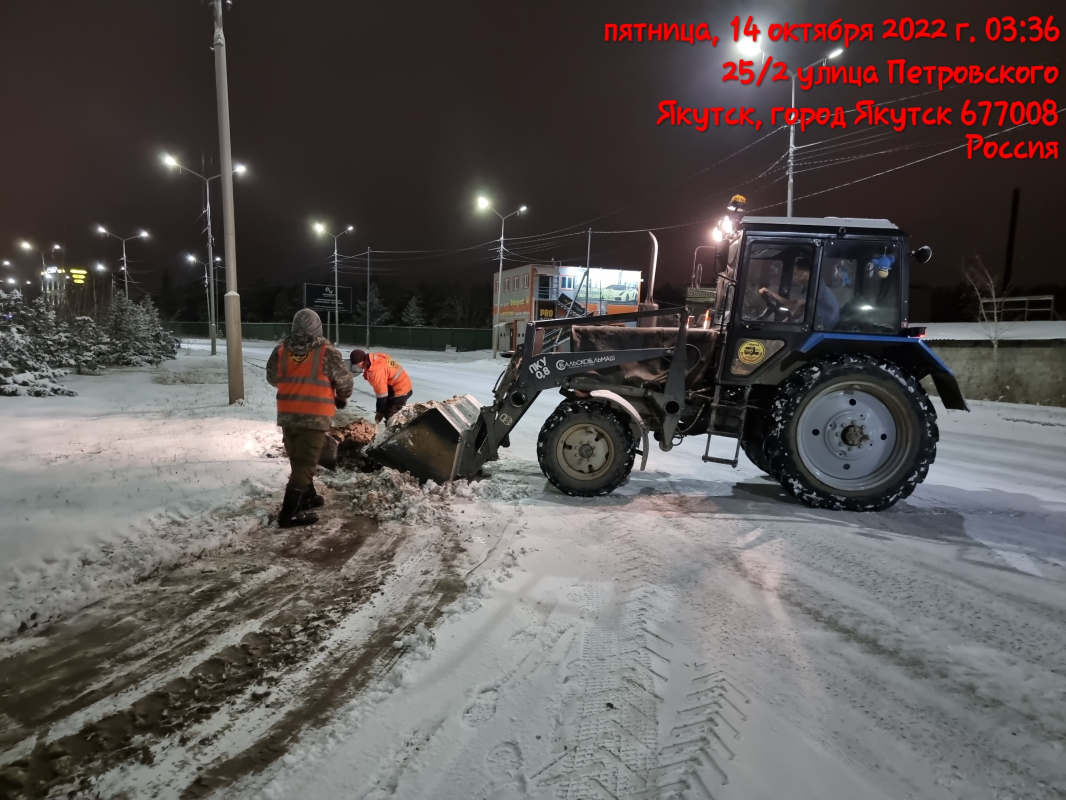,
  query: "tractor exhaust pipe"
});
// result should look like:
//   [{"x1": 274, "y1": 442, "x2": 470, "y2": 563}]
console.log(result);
[
  {"x1": 644, "y1": 231, "x2": 658, "y2": 308},
  {"x1": 639, "y1": 232, "x2": 660, "y2": 325}
]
